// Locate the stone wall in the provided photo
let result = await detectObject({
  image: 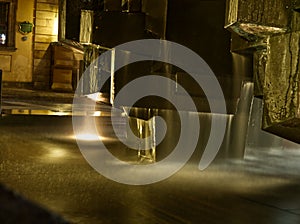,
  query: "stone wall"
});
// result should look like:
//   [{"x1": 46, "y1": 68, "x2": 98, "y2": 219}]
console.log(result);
[{"x1": 226, "y1": 0, "x2": 300, "y2": 143}]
